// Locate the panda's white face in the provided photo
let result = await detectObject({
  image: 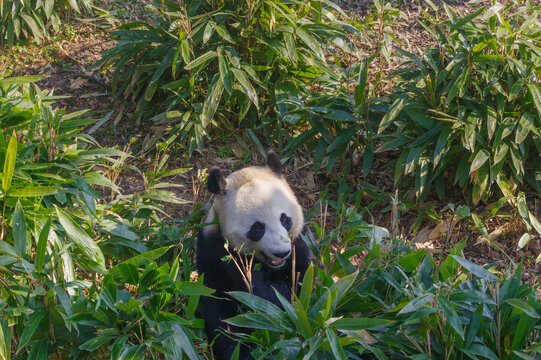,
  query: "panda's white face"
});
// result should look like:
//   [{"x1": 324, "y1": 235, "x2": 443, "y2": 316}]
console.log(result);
[{"x1": 205, "y1": 166, "x2": 303, "y2": 269}]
